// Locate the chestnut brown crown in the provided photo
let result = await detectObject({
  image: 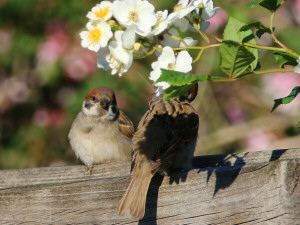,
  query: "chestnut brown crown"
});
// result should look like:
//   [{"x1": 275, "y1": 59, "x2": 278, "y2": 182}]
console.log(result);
[
  {"x1": 85, "y1": 87, "x2": 117, "y2": 108},
  {"x1": 82, "y1": 86, "x2": 119, "y2": 119}
]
